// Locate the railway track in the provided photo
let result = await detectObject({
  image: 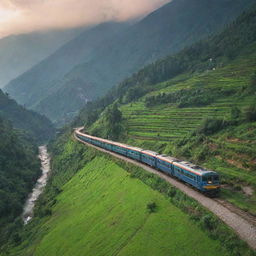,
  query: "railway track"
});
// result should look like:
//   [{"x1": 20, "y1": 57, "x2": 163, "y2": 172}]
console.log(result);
[{"x1": 74, "y1": 129, "x2": 256, "y2": 250}]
